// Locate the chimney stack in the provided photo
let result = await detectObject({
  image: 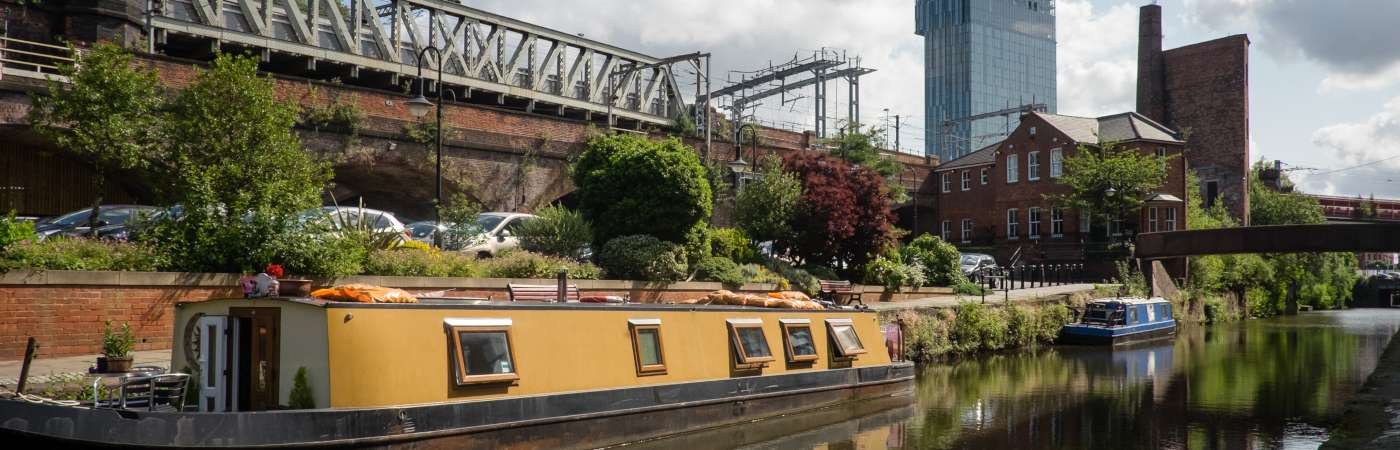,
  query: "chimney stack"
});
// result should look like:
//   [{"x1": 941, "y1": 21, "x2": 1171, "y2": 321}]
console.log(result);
[{"x1": 1137, "y1": 4, "x2": 1166, "y2": 122}]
